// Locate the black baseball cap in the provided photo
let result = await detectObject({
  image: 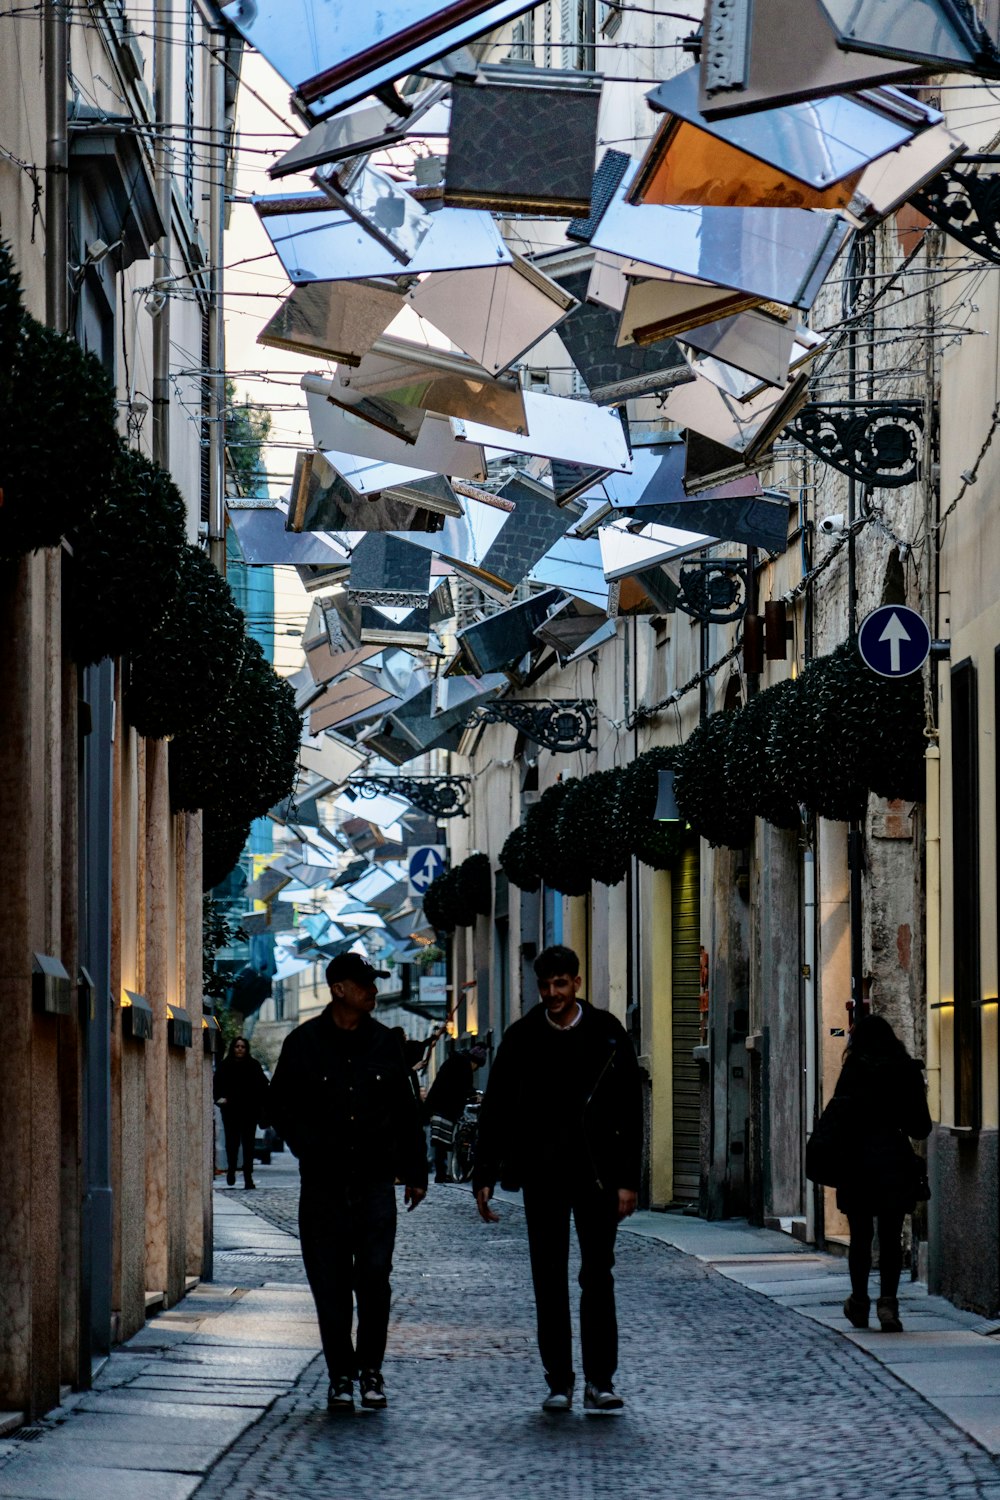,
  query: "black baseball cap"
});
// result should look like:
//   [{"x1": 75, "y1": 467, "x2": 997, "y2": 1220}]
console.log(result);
[{"x1": 325, "y1": 953, "x2": 389, "y2": 986}]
